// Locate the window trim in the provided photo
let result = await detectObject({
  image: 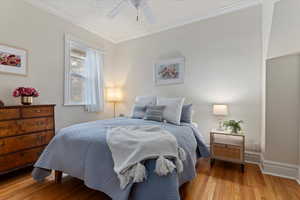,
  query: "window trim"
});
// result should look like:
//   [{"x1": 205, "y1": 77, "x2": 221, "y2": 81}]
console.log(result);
[{"x1": 64, "y1": 34, "x2": 105, "y2": 106}]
